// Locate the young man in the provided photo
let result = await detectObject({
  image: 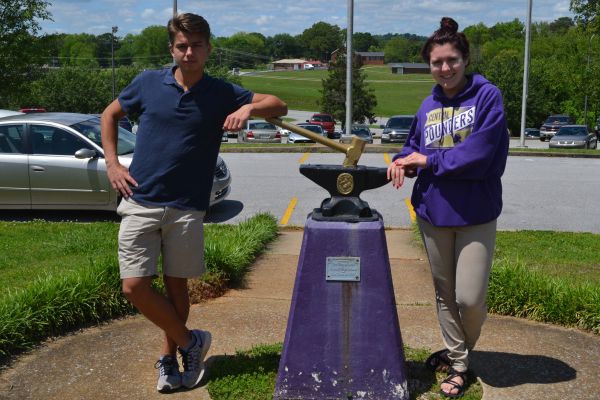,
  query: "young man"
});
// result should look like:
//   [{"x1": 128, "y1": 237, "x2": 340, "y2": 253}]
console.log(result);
[{"x1": 101, "y1": 13, "x2": 287, "y2": 393}]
